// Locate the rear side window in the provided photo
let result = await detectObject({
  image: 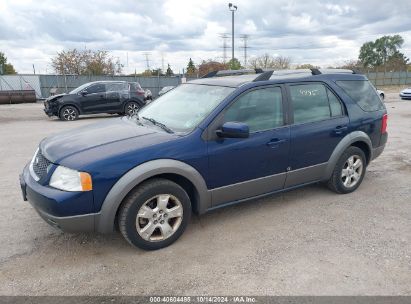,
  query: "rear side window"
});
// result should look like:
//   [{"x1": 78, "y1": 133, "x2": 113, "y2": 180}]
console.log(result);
[
  {"x1": 327, "y1": 89, "x2": 343, "y2": 117},
  {"x1": 336, "y1": 80, "x2": 384, "y2": 112},
  {"x1": 129, "y1": 82, "x2": 142, "y2": 91},
  {"x1": 224, "y1": 87, "x2": 283, "y2": 132},
  {"x1": 106, "y1": 83, "x2": 127, "y2": 92},
  {"x1": 289, "y1": 83, "x2": 343, "y2": 124}
]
